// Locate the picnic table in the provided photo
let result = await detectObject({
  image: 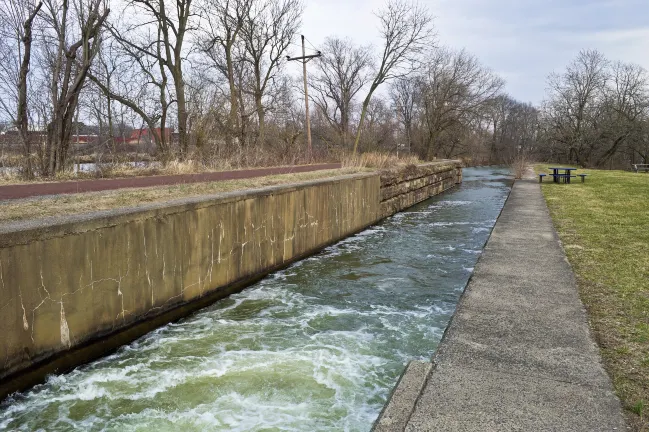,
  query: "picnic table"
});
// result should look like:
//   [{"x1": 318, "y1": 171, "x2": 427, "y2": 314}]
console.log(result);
[
  {"x1": 548, "y1": 167, "x2": 578, "y2": 183},
  {"x1": 632, "y1": 164, "x2": 649, "y2": 173}
]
